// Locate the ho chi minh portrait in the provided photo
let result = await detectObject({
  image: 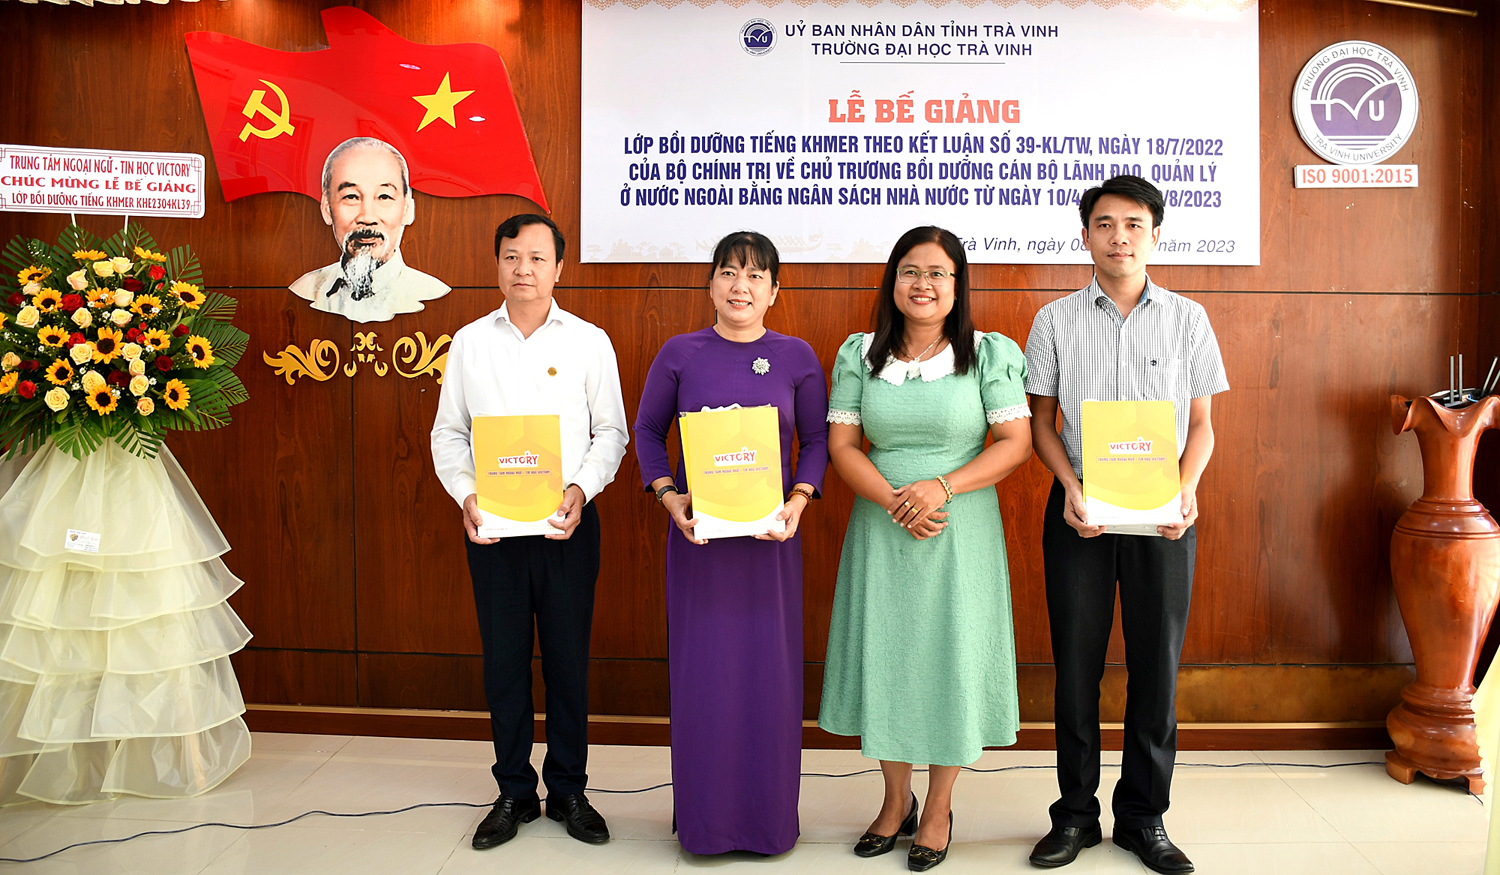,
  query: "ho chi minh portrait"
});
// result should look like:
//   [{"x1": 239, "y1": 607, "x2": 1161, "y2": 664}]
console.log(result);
[{"x1": 289, "y1": 137, "x2": 450, "y2": 323}]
